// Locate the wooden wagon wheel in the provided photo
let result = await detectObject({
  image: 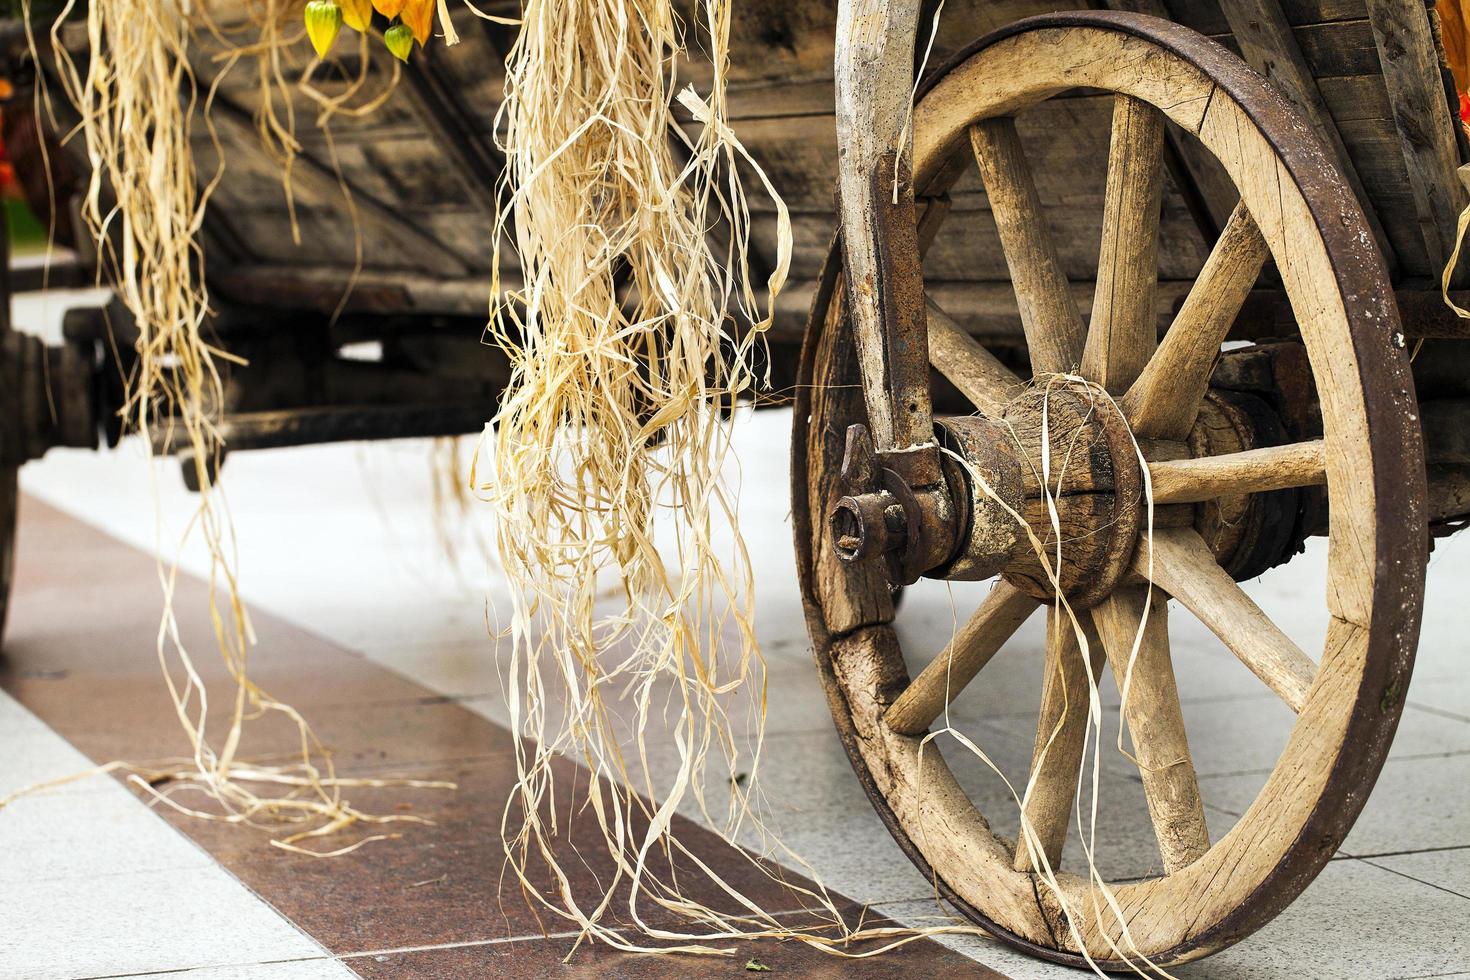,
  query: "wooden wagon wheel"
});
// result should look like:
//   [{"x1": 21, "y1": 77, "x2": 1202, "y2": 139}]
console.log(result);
[
  {"x1": 0, "y1": 212, "x2": 16, "y2": 644},
  {"x1": 792, "y1": 12, "x2": 1426, "y2": 968}
]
